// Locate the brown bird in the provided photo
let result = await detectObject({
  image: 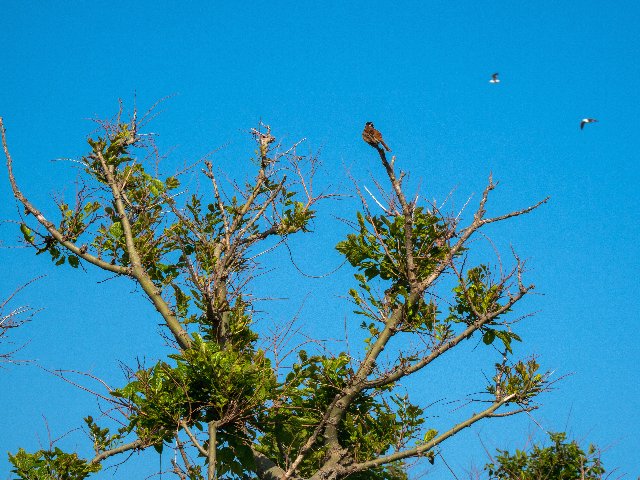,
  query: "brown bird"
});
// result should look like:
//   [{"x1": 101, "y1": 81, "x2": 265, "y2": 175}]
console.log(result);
[{"x1": 362, "y1": 122, "x2": 391, "y2": 152}]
